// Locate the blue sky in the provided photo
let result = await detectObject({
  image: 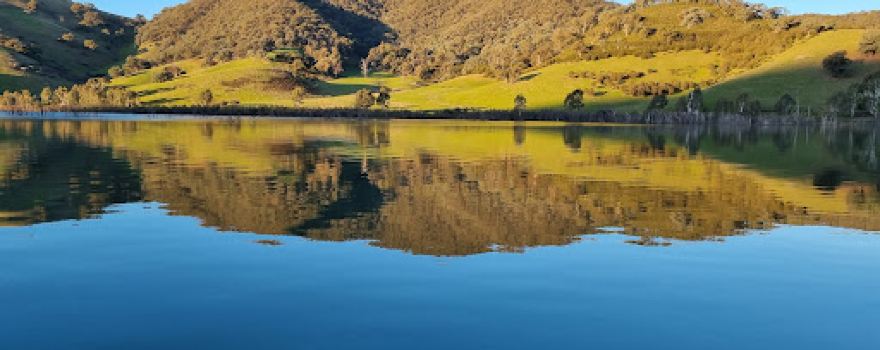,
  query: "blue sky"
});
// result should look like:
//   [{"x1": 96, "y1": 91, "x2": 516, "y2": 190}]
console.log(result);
[{"x1": 92, "y1": 0, "x2": 878, "y2": 18}]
